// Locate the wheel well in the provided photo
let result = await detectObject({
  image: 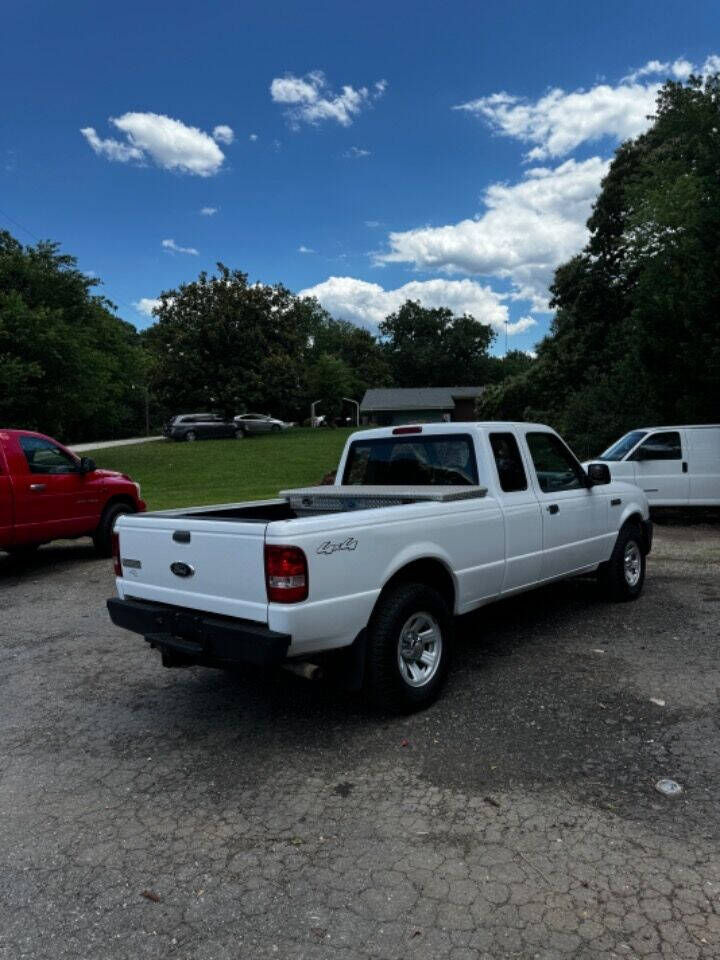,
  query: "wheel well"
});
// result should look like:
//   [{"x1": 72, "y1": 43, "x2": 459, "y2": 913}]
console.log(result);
[
  {"x1": 623, "y1": 512, "x2": 650, "y2": 552},
  {"x1": 380, "y1": 559, "x2": 456, "y2": 613},
  {"x1": 101, "y1": 495, "x2": 137, "y2": 517}
]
